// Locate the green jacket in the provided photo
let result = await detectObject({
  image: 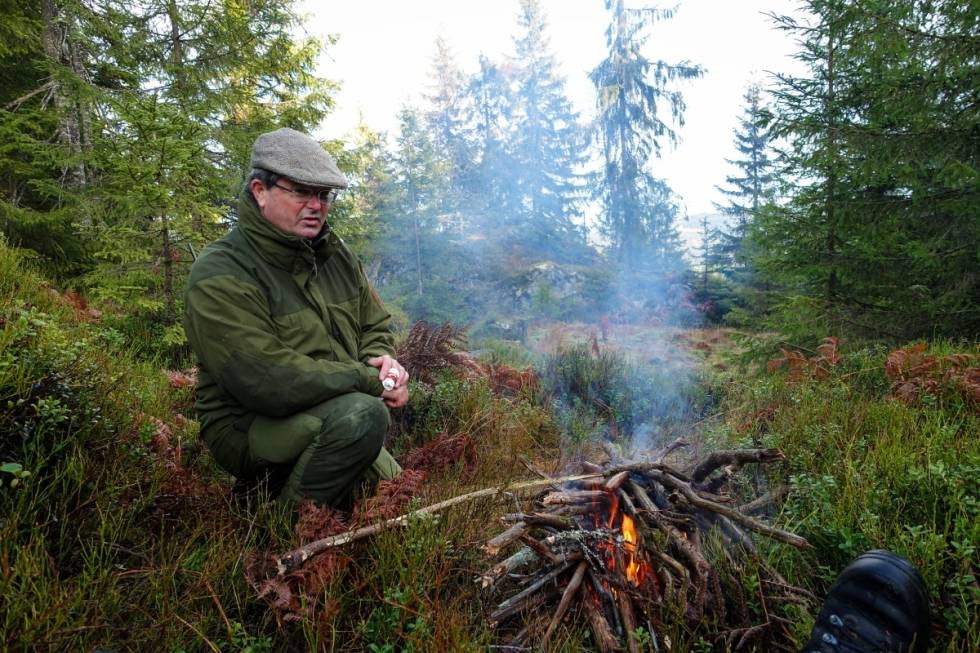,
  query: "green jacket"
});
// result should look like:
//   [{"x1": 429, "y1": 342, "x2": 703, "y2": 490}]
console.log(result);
[{"x1": 183, "y1": 193, "x2": 393, "y2": 433}]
